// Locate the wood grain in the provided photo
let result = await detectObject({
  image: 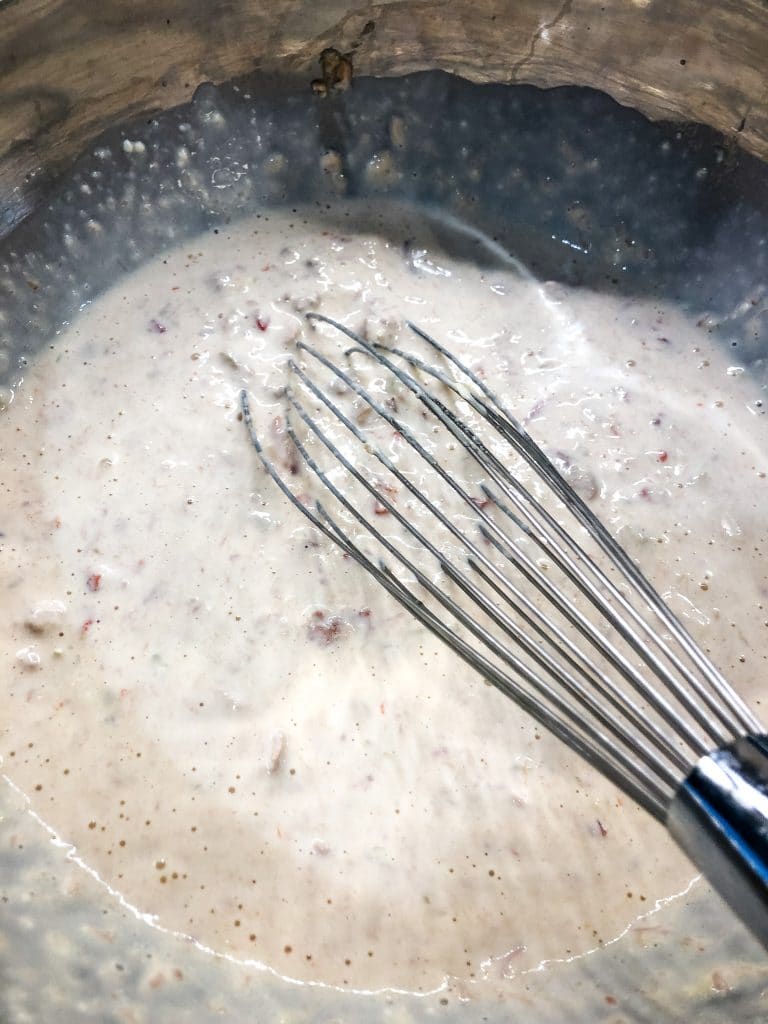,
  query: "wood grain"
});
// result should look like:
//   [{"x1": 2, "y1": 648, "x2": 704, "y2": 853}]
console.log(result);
[{"x1": 0, "y1": 0, "x2": 766, "y2": 215}]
